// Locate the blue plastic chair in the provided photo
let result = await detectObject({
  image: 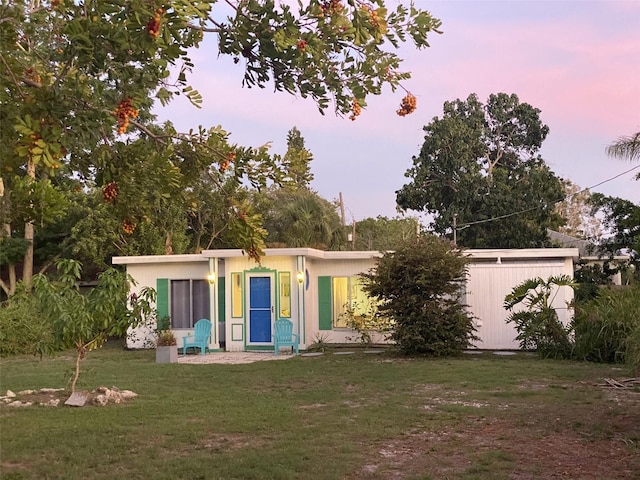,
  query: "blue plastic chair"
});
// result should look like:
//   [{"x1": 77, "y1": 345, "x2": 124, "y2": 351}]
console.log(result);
[
  {"x1": 182, "y1": 319, "x2": 212, "y2": 356},
  {"x1": 272, "y1": 318, "x2": 299, "y2": 356}
]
